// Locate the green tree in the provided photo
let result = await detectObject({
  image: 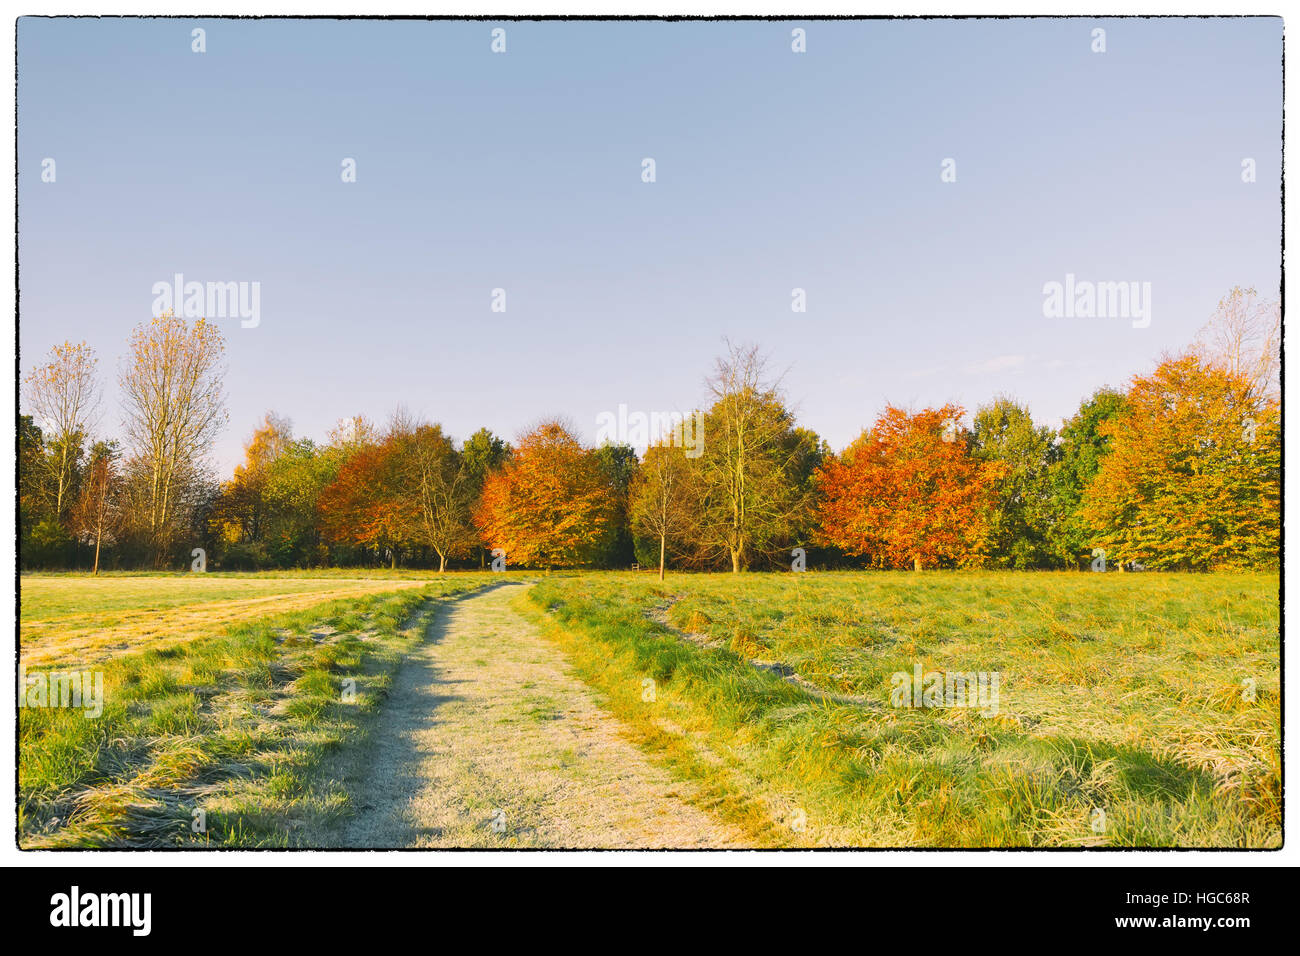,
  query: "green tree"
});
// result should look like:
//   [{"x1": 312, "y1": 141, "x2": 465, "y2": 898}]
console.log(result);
[
  {"x1": 593, "y1": 442, "x2": 639, "y2": 568},
  {"x1": 971, "y1": 397, "x2": 1057, "y2": 568},
  {"x1": 1045, "y1": 388, "x2": 1129, "y2": 567}
]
